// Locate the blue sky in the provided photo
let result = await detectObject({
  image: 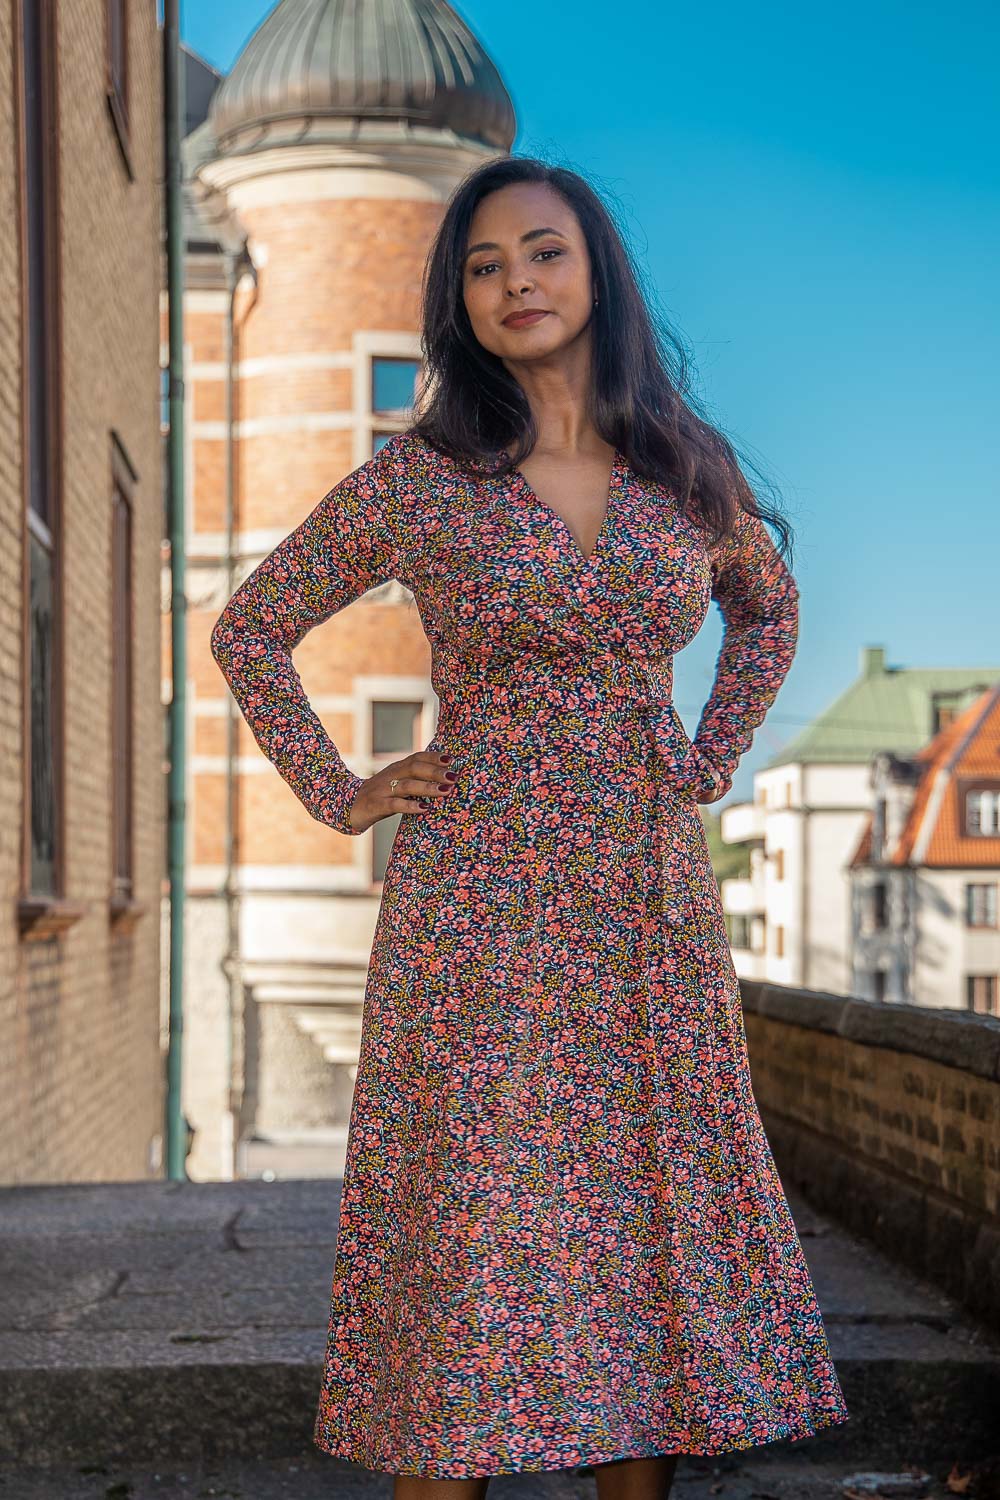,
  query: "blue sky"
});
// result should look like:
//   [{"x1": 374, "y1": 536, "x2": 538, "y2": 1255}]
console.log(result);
[{"x1": 178, "y1": 0, "x2": 1000, "y2": 799}]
